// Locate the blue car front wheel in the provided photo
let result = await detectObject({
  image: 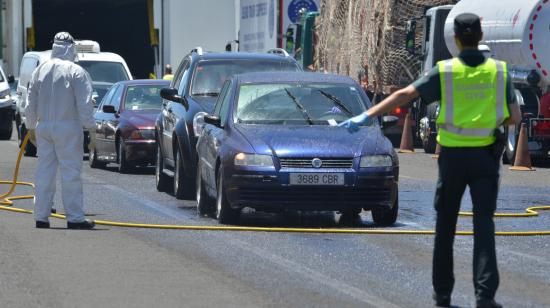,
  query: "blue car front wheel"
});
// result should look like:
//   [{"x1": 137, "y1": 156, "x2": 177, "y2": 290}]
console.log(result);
[{"x1": 215, "y1": 168, "x2": 240, "y2": 224}]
